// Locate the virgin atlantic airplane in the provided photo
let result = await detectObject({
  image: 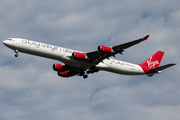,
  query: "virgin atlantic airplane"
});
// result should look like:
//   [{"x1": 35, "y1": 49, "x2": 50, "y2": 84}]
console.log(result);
[{"x1": 3, "y1": 35, "x2": 176, "y2": 79}]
